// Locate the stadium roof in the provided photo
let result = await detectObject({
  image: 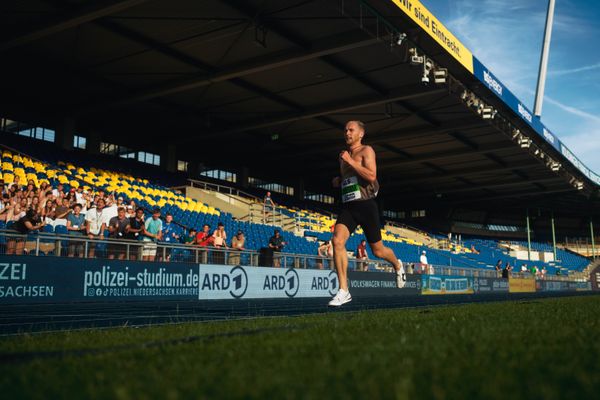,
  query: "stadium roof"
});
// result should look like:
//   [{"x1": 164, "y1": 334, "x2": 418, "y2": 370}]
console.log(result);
[{"x1": 1, "y1": 0, "x2": 598, "y2": 217}]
